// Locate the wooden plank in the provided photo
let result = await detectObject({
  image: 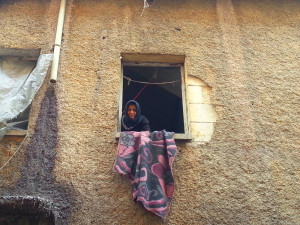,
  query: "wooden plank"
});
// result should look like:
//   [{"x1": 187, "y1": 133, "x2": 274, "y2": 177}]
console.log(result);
[
  {"x1": 117, "y1": 62, "x2": 124, "y2": 132},
  {"x1": 0, "y1": 48, "x2": 40, "y2": 57},
  {"x1": 122, "y1": 62, "x2": 183, "y2": 67},
  {"x1": 5, "y1": 130, "x2": 27, "y2": 136},
  {"x1": 181, "y1": 65, "x2": 189, "y2": 135},
  {"x1": 121, "y1": 53, "x2": 185, "y2": 64}
]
